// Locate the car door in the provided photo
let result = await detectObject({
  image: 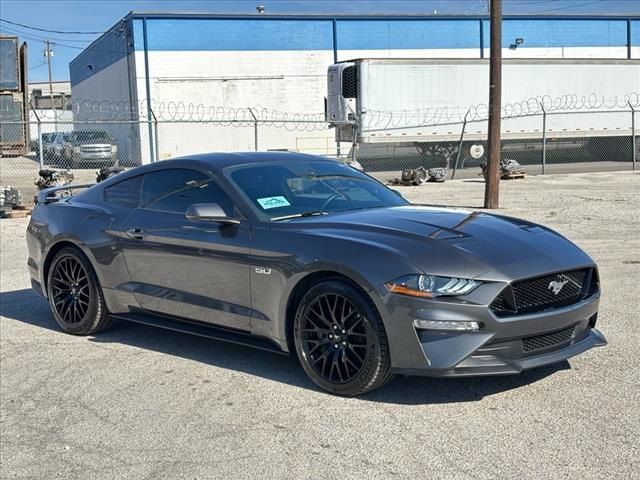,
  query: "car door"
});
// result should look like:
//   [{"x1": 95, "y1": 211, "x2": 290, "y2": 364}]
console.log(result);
[{"x1": 117, "y1": 168, "x2": 253, "y2": 331}]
